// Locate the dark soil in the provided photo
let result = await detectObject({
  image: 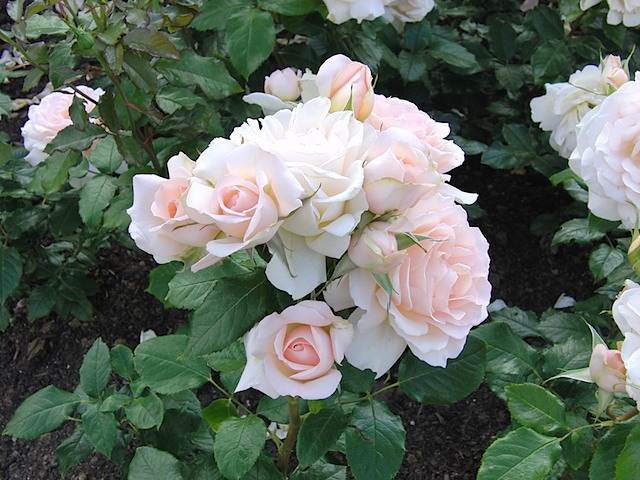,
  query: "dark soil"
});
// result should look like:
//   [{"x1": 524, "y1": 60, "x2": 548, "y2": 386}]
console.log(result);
[{"x1": 0, "y1": 152, "x2": 593, "y2": 479}]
